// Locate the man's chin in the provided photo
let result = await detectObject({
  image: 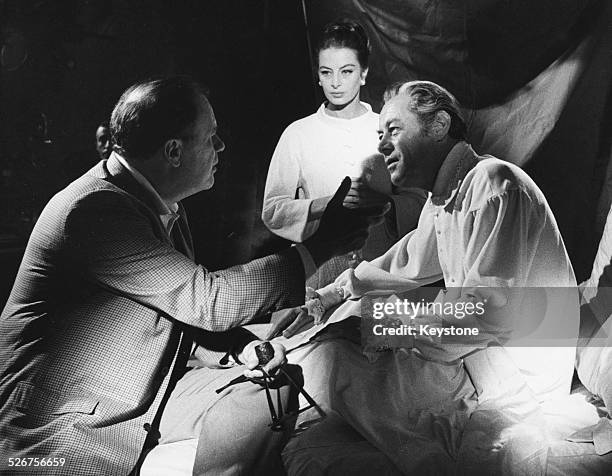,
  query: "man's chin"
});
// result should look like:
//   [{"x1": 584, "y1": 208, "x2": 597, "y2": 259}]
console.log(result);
[
  {"x1": 200, "y1": 177, "x2": 215, "y2": 192},
  {"x1": 390, "y1": 174, "x2": 418, "y2": 190},
  {"x1": 389, "y1": 171, "x2": 402, "y2": 187}
]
